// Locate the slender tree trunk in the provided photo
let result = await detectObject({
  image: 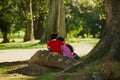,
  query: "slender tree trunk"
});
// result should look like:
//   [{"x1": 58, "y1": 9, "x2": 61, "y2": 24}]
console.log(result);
[
  {"x1": 46, "y1": 0, "x2": 66, "y2": 41},
  {"x1": 24, "y1": 0, "x2": 34, "y2": 42},
  {"x1": 83, "y1": 0, "x2": 120, "y2": 63}
]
